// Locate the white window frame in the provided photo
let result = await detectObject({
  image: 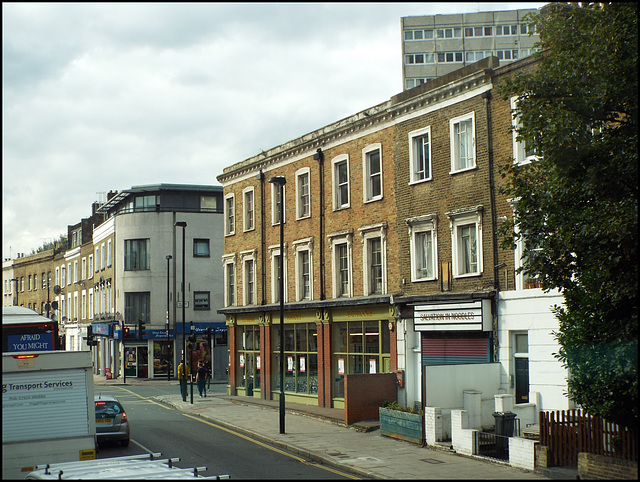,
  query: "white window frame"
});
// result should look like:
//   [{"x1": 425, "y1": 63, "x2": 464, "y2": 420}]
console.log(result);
[
  {"x1": 61, "y1": 266, "x2": 66, "y2": 286},
  {"x1": 73, "y1": 292, "x2": 79, "y2": 321},
  {"x1": 293, "y1": 238, "x2": 314, "y2": 301},
  {"x1": 332, "y1": 154, "x2": 350, "y2": 210},
  {"x1": 407, "y1": 214, "x2": 438, "y2": 282},
  {"x1": 241, "y1": 250, "x2": 256, "y2": 306},
  {"x1": 447, "y1": 206, "x2": 484, "y2": 278},
  {"x1": 107, "y1": 240, "x2": 112, "y2": 267},
  {"x1": 359, "y1": 223, "x2": 387, "y2": 295},
  {"x1": 81, "y1": 257, "x2": 86, "y2": 281},
  {"x1": 100, "y1": 244, "x2": 105, "y2": 270},
  {"x1": 449, "y1": 112, "x2": 476, "y2": 174},
  {"x1": 269, "y1": 244, "x2": 288, "y2": 304},
  {"x1": 106, "y1": 281, "x2": 112, "y2": 313},
  {"x1": 225, "y1": 193, "x2": 235, "y2": 236},
  {"x1": 409, "y1": 126, "x2": 432, "y2": 184},
  {"x1": 222, "y1": 254, "x2": 236, "y2": 307},
  {"x1": 82, "y1": 291, "x2": 87, "y2": 320},
  {"x1": 295, "y1": 167, "x2": 311, "y2": 220},
  {"x1": 88, "y1": 289, "x2": 94, "y2": 320},
  {"x1": 510, "y1": 97, "x2": 539, "y2": 165},
  {"x1": 73, "y1": 261, "x2": 78, "y2": 284},
  {"x1": 243, "y1": 186, "x2": 255, "y2": 232},
  {"x1": 362, "y1": 143, "x2": 383, "y2": 203},
  {"x1": 95, "y1": 247, "x2": 100, "y2": 272},
  {"x1": 271, "y1": 182, "x2": 286, "y2": 226},
  {"x1": 88, "y1": 255, "x2": 93, "y2": 278},
  {"x1": 328, "y1": 230, "x2": 353, "y2": 298}
]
